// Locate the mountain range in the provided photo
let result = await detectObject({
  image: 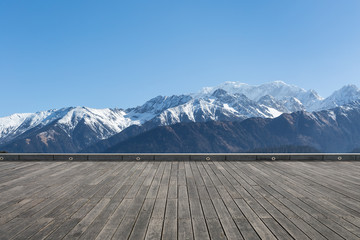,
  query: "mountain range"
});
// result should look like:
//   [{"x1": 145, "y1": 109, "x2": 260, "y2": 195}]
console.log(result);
[
  {"x1": 1, "y1": 81, "x2": 360, "y2": 153},
  {"x1": 105, "y1": 102, "x2": 360, "y2": 153}
]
